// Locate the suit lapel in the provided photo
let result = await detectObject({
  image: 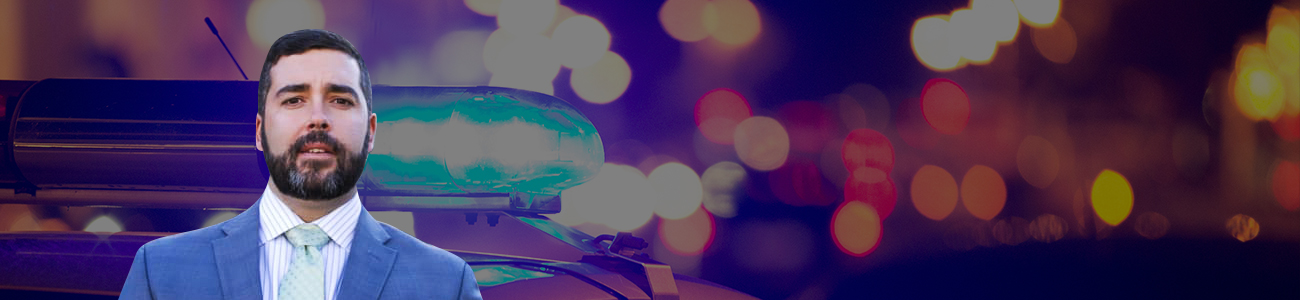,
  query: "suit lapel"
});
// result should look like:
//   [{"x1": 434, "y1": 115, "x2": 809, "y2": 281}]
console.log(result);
[
  {"x1": 337, "y1": 208, "x2": 397, "y2": 300},
  {"x1": 212, "y1": 202, "x2": 264, "y2": 300}
]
